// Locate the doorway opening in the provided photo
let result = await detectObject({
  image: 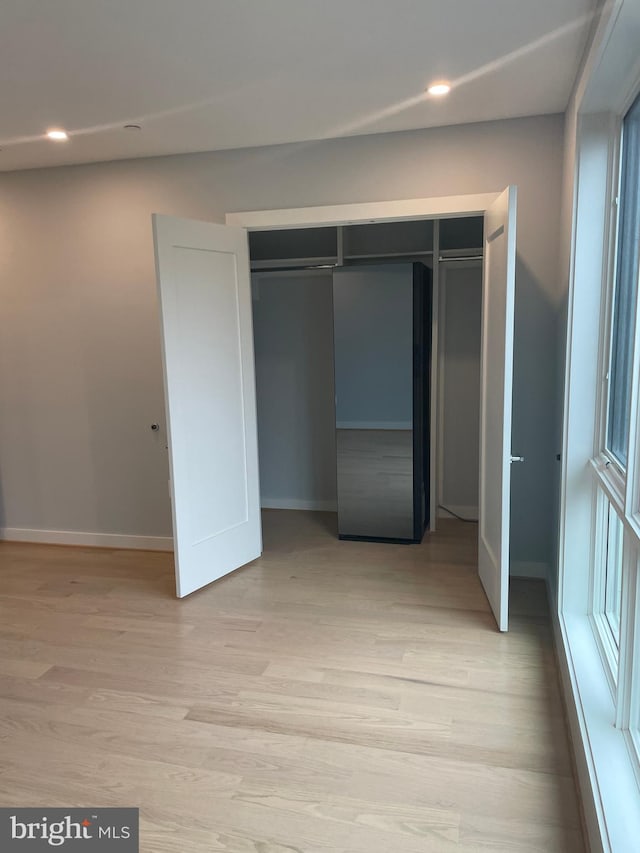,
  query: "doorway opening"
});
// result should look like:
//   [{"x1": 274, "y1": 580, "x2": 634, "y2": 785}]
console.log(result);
[
  {"x1": 153, "y1": 188, "x2": 516, "y2": 628},
  {"x1": 248, "y1": 217, "x2": 484, "y2": 542}
]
